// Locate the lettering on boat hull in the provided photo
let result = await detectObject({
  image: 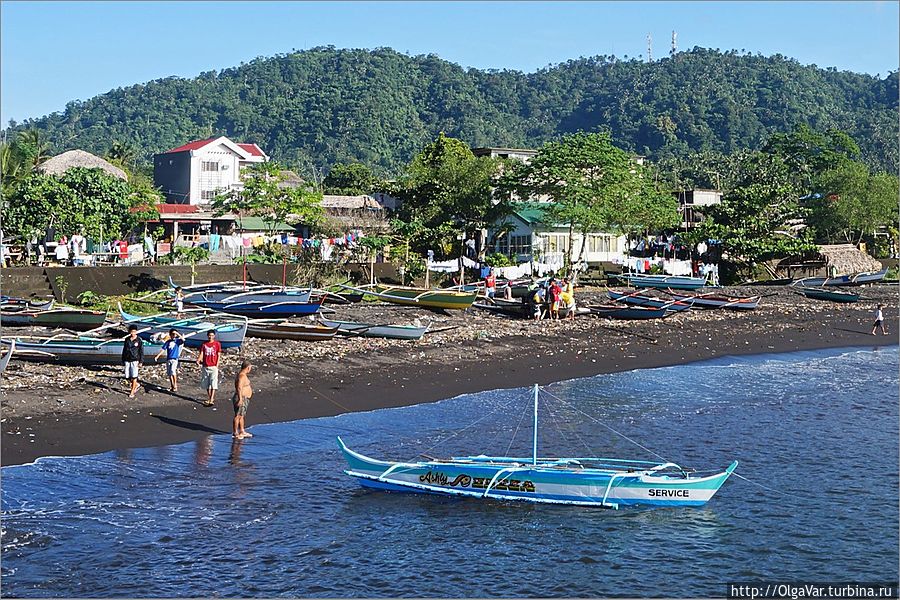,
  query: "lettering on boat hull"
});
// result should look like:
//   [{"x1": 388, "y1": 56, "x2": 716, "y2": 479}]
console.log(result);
[
  {"x1": 647, "y1": 488, "x2": 689, "y2": 498},
  {"x1": 419, "y1": 471, "x2": 536, "y2": 493}
]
